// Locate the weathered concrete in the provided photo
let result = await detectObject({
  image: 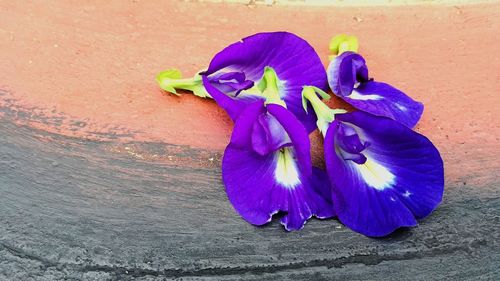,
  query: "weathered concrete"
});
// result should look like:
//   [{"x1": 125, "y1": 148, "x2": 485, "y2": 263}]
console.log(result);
[
  {"x1": 1, "y1": 0, "x2": 500, "y2": 280},
  {"x1": 1, "y1": 100, "x2": 499, "y2": 280}
]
